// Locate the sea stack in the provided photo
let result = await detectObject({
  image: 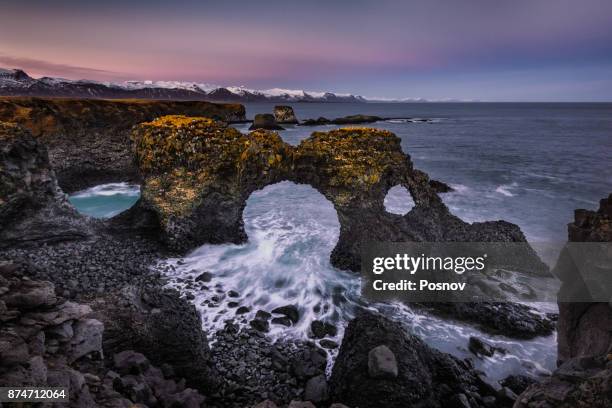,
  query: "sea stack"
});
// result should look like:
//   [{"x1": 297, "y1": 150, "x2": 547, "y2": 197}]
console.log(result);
[
  {"x1": 249, "y1": 113, "x2": 285, "y2": 130},
  {"x1": 273, "y1": 105, "x2": 299, "y2": 124}
]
